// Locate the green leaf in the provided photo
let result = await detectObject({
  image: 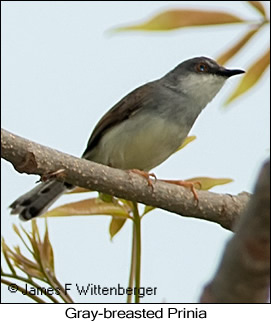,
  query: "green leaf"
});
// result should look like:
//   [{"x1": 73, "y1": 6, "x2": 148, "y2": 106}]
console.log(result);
[
  {"x1": 109, "y1": 217, "x2": 127, "y2": 240},
  {"x1": 1, "y1": 238, "x2": 16, "y2": 275},
  {"x1": 217, "y1": 27, "x2": 260, "y2": 65},
  {"x1": 113, "y1": 10, "x2": 244, "y2": 32},
  {"x1": 29, "y1": 220, "x2": 42, "y2": 263},
  {"x1": 185, "y1": 177, "x2": 233, "y2": 190},
  {"x1": 9, "y1": 246, "x2": 44, "y2": 279},
  {"x1": 142, "y1": 205, "x2": 156, "y2": 216},
  {"x1": 31, "y1": 220, "x2": 41, "y2": 244},
  {"x1": 41, "y1": 221, "x2": 55, "y2": 274},
  {"x1": 175, "y1": 136, "x2": 196, "y2": 153},
  {"x1": 66, "y1": 187, "x2": 92, "y2": 194},
  {"x1": 118, "y1": 199, "x2": 134, "y2": 211},
  {"x1": 98, "y1": 192, "x2": 114, "y2": 203},
  {"x1": 224, "y1": 48, "x2": 270, "y2": 106},
  {"x1": 13, "y1": 224, "x2": 34, "y2": 255},
  {"x1": 43, "y1": 198, "x2": 131, "y2": 219}
]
